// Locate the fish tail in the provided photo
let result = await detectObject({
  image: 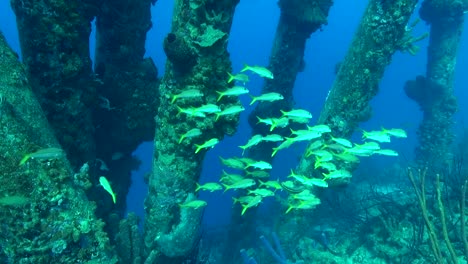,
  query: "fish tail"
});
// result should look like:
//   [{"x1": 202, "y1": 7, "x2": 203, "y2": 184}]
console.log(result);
[
  {"x1": 227, "y1": 72, "x2": 234, "y2": 83},
  {"x1": 195, "y1": 183, "x2": 202, "y2": 192},
  {"x1": 256, "y1": 116, "x2": 262, "y2": 124},
  {"x1": 258, "y1": 180, "x2": 265, "y2": 187},
  {"x1": 215, "y1": 113, "x2": 221, "y2": 121},
  {"x1": 19, "y1": 155, "x2": 30, "y2": 166},
  {"x1": 171, "y1": 96, "x2": 177, "y2": 104},
  {"x1": 111, "y1": 193, "x2": 116, "y2": 204},
  {"x1": 240, "y1": 64, "x2": 249, "y2": 73},
  {"x1": 178, "y1": 136, "x2": 185, "y2": 144},
  {"x1": 241, "y1": 205, "x2": 248, "y2": 215},
  {"x1": 271, "y1": 148, "x2": 278, "y2": 157},
  {"x1": 285, "y1": 205, "x2": 294, "y2": 214},
  {"x1": 216, "y1": 91, "x2": 224, "y2": 101},
  {"x1": 269, "y1": 124, "x2": 276, "y2": 132},
  {"x1": 249, "y1": 96, "x2": 257, "y2": 106},
  {"x1": 194, "y1": 144, "x2": 202, "y2": 154}
]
